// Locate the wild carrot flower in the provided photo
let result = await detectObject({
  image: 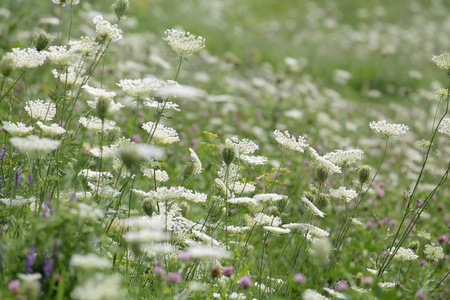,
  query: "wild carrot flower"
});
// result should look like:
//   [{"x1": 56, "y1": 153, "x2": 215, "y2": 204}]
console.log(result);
[
  {"x1": 189, "y1": 148, "x2": 202, "y2": 174},
  {"x1": 25, "y1": 100, "x2": 56, "y2": 121},
  {"x1": 52, "y1": 67, "x2": 85, "y2": 87},
  {"x1": 36, "y1": 122, "x2": 66, "y2": 136},
  {"x1": 302, "y1": 289, "x2": 329, "y2": 300},
  {"x1": 301, "y1": 196, "x2": 325, "y2": 217},
  {"x1": 163, "y1": 29, "x2": 206, "y2": 57},
  {"x1": 142, "y1": 121, "x2": 179, "y2": 144},
  {"x1": 329, "y1": 187, "x2": 358, "y2": 202},
  {"x1": 92, "y1": 15, "x2": 122, "y2": 42},
  {"x1": 45, "y1": 46, "x2": 80, "y2": 66},
  {"x1": 4, "y1": 48, "x2": 46, "y2": 69},
  {"x1": 389, "y1": 247, "x2": 419, "y2": 261},
  {"x1": 10, "y1": 136, "x2": 61, "y2": 156},
  {"x1": 79, "y1": 116, "x2": 117, "y2": 133},
  {"x1": 273, "y1": 129, "x2": 308, "y2": 152},
  {"x1": 70, "y1": 253, "x2": 111, "y2": 270},
  {"x1": 369, "y1": 120, "x2": 409, "y2": 140},
  {"x1": 263, "y1": 226, "x2": 290, "y2": 234},
  {"x1": 378, "y1": 282, "x2": 396, "y2": 291},
  {"x1": 71, "y1": 274, "x2": 125, "y2": 300},
  {"x1": 323, "y1": 149, "x2": 364, "y2": 167},
  {"x1": 438, "y1": 118, "x2": 450, "y2": 136},
  {"x1": 68, "y1": 36, "x2": 100, "y2": 55},
  {"x1": 423, "y1": 243, "x2": 444, "y2": 261},
  {"x1": 432, "y1": 52, "x2": 450, "y2": 70},
  {"x1": 2, "y1": 121, "x2": 34, "y2": 136}
]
